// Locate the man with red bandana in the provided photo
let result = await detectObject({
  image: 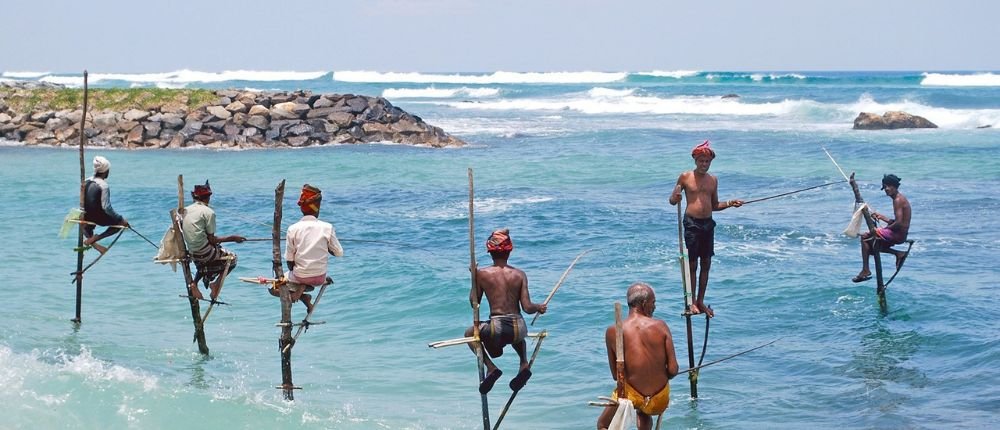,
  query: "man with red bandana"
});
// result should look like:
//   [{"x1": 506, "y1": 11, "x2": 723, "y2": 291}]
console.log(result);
[
  {"x1": 181, "y1": 180, "x2": 246, "y2": 301},
  {"x1": 464, "y1": 228, "x2": 547, "y2": 394},
  {"x1": 270, "y1": 184, "x2": 343, "y2": 312},
  {"x1": 668, "y1": 141, "x2": 743, "y2": 318}
]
